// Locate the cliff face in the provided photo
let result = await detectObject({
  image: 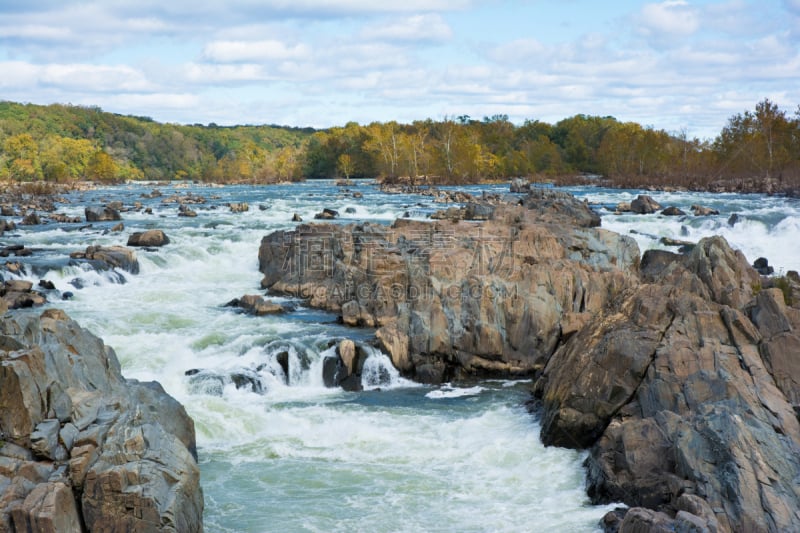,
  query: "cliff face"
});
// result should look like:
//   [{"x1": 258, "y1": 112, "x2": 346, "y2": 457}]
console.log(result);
[
  {"x1": 258, "y1": 190, "x2": 800, "y2": 532},
  {"x1": 0, "y1": 309, "x2": 203, "y2": 532}
]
